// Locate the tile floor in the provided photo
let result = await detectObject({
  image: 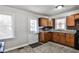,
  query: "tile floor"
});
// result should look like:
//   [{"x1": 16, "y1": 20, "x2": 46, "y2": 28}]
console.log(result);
[{"x1": 6, "y1": 42, "x2": 79, "y2": 53}]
